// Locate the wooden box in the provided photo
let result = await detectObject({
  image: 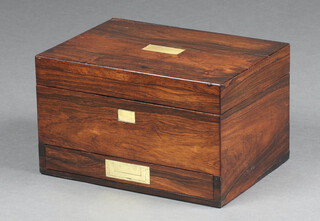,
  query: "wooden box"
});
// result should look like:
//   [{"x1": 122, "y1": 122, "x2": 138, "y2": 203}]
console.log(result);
[{"x1": 36, "y1": 18, "x2": 290, "y2": 207}]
